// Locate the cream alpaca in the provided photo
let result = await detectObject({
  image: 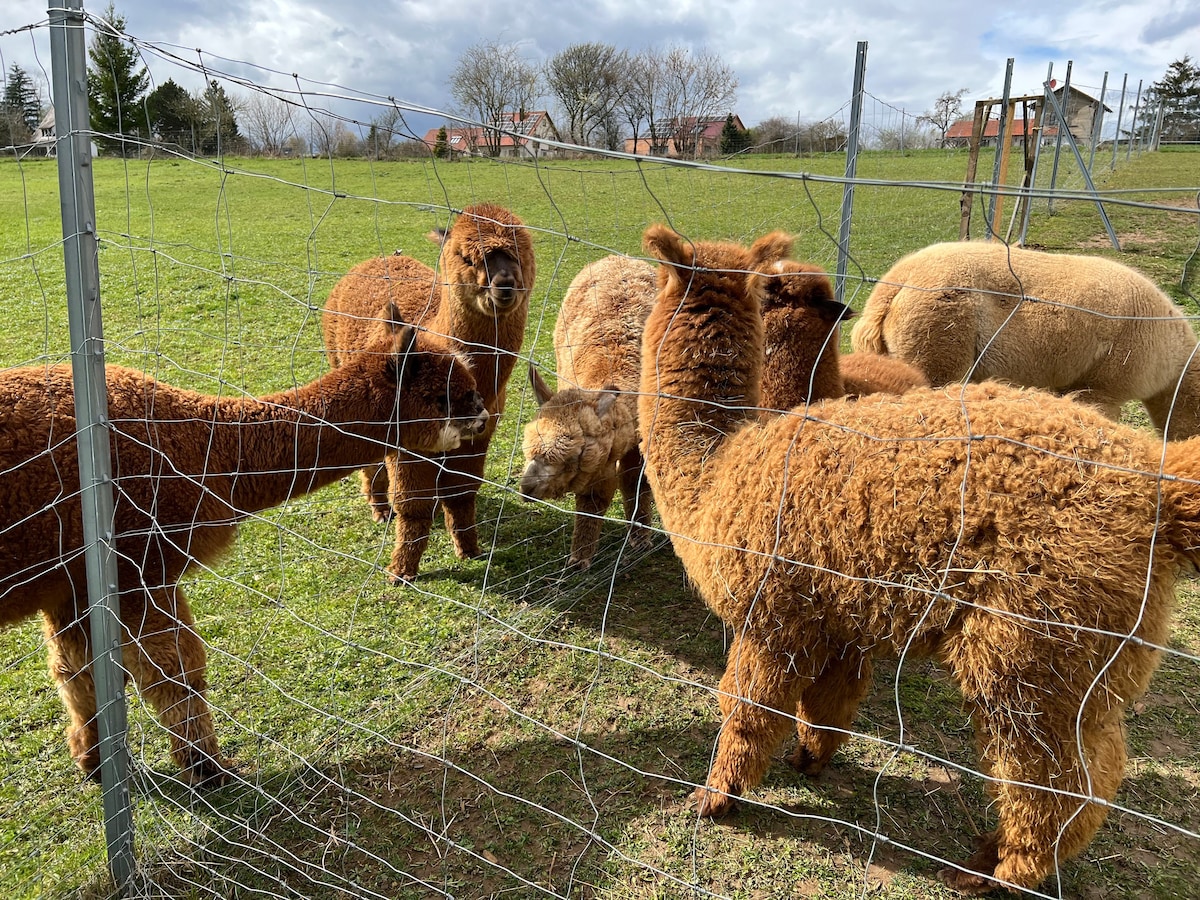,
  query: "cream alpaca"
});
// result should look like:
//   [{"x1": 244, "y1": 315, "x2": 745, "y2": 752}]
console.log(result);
[
  {"x1": 520, "y1": 255, "x2": 657, "y2": 569},
  {"x1": 850, "y1": 240, "x2": 1200, "y2": 437}
]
